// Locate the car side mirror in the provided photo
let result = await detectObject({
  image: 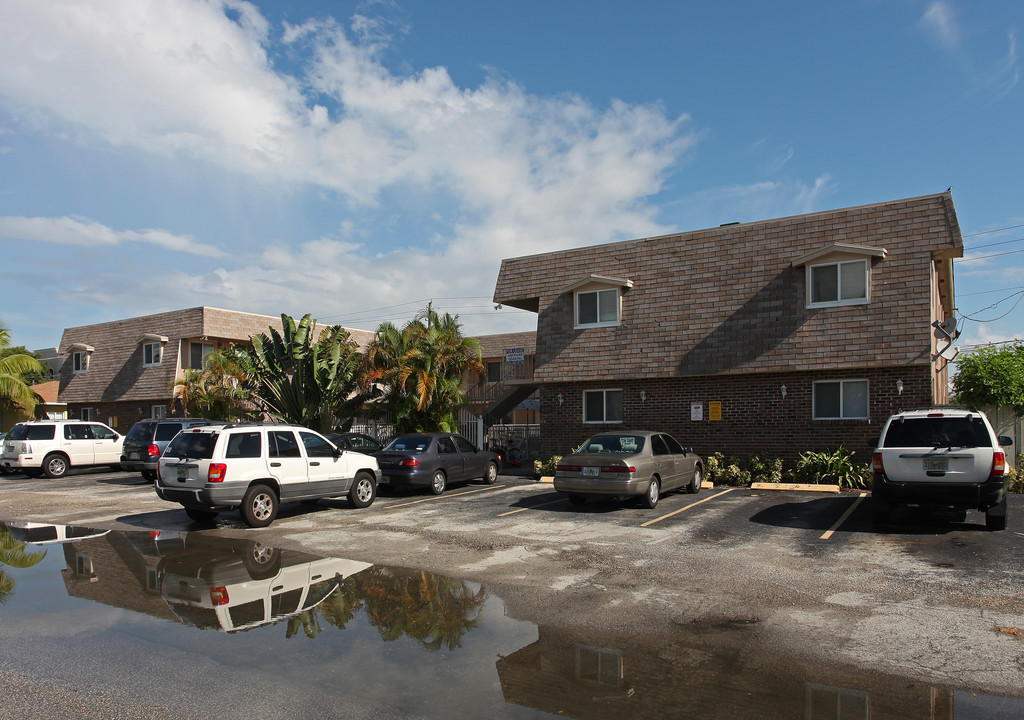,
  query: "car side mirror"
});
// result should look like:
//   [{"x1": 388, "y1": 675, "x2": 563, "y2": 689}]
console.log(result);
[
  {"x1": 682, "y1": 447, "x2": 693, "y2": 455},
  {"x1": 999, "y1": 436, "x2": 1013, "y2": 447}
]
